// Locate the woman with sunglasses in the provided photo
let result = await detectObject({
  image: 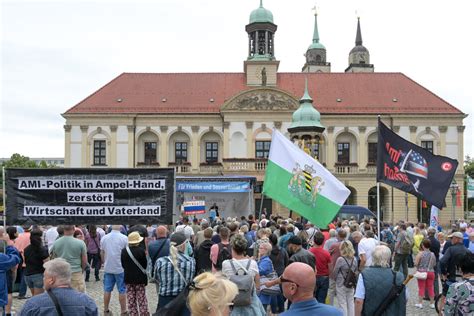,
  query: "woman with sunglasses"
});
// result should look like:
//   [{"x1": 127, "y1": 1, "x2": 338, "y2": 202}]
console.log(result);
[{"x1": 188, "y1": 272, "x2": 238, "y2": 316}]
